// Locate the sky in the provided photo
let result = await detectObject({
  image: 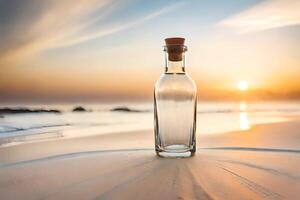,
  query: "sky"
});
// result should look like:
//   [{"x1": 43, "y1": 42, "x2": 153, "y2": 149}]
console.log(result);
[{"x1": 0, "y1": 0, "x2": 300, "y2": 103}]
